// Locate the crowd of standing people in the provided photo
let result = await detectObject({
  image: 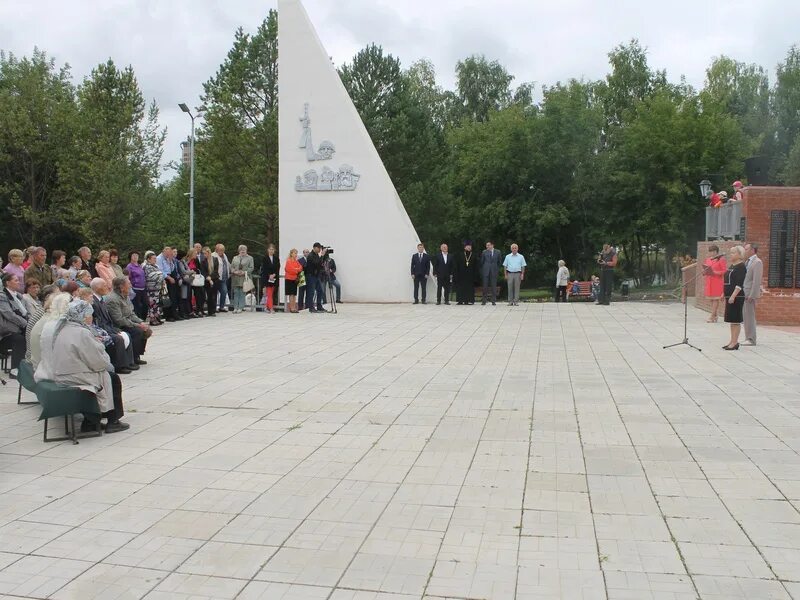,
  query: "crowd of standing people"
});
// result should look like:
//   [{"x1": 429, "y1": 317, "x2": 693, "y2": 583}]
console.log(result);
[
  {"x1": 702, "y1": 242, "x2": 763, "y2": 350},
  {"x1": 412, "y1": 241, "x2": 617, "y2": 306}
]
